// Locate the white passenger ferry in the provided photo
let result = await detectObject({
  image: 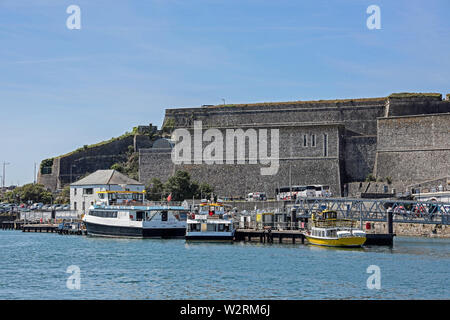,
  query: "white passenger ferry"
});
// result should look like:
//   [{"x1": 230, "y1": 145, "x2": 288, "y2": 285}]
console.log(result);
[
  {"x1": 82, "y1": 190, "x2": 188, "y2": 238},
  {"x1": 185, "y1": 200, "x2": 235, "y2": 241}
]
